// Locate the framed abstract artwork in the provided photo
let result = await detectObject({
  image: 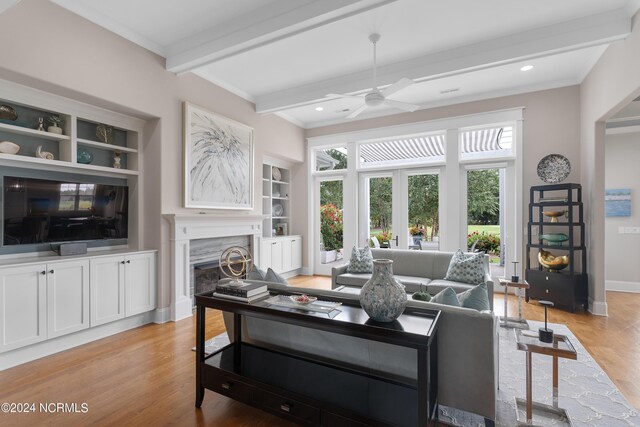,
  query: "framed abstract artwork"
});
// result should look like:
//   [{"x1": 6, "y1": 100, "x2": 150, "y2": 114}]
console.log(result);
[
  {"x1": 183, "y1": 102, "x2": 254, "y2": 209},
  {"x1": 605, "y1": 188, "x2": 631, "y2": 217}
]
